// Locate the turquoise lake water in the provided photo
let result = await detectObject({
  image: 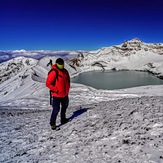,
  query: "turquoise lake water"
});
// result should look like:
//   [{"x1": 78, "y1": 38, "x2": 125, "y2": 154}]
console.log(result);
[{"x1": 71, "y1": 70, "x2": 163, "y2": 90}]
